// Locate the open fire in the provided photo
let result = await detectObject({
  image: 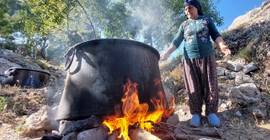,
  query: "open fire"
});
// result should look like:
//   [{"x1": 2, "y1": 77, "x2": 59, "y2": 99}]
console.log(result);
[{"x1": 103, "y1": 79, "x2": 174, "y2": 140}]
